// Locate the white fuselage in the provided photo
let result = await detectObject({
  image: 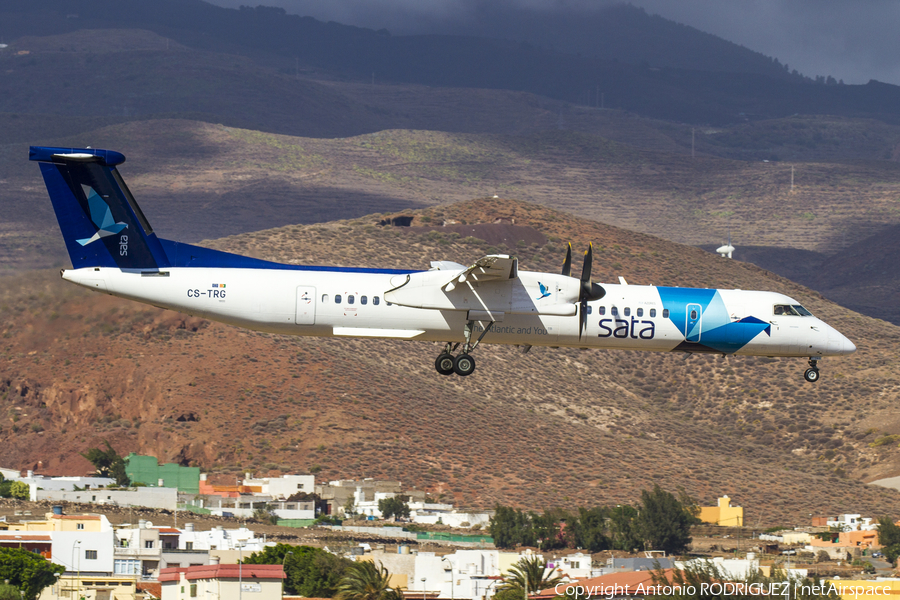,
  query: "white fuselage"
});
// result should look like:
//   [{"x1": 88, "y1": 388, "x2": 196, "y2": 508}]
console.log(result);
[{"x1": 62, "y1": 266, "x2": 856, "y2": 359}]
